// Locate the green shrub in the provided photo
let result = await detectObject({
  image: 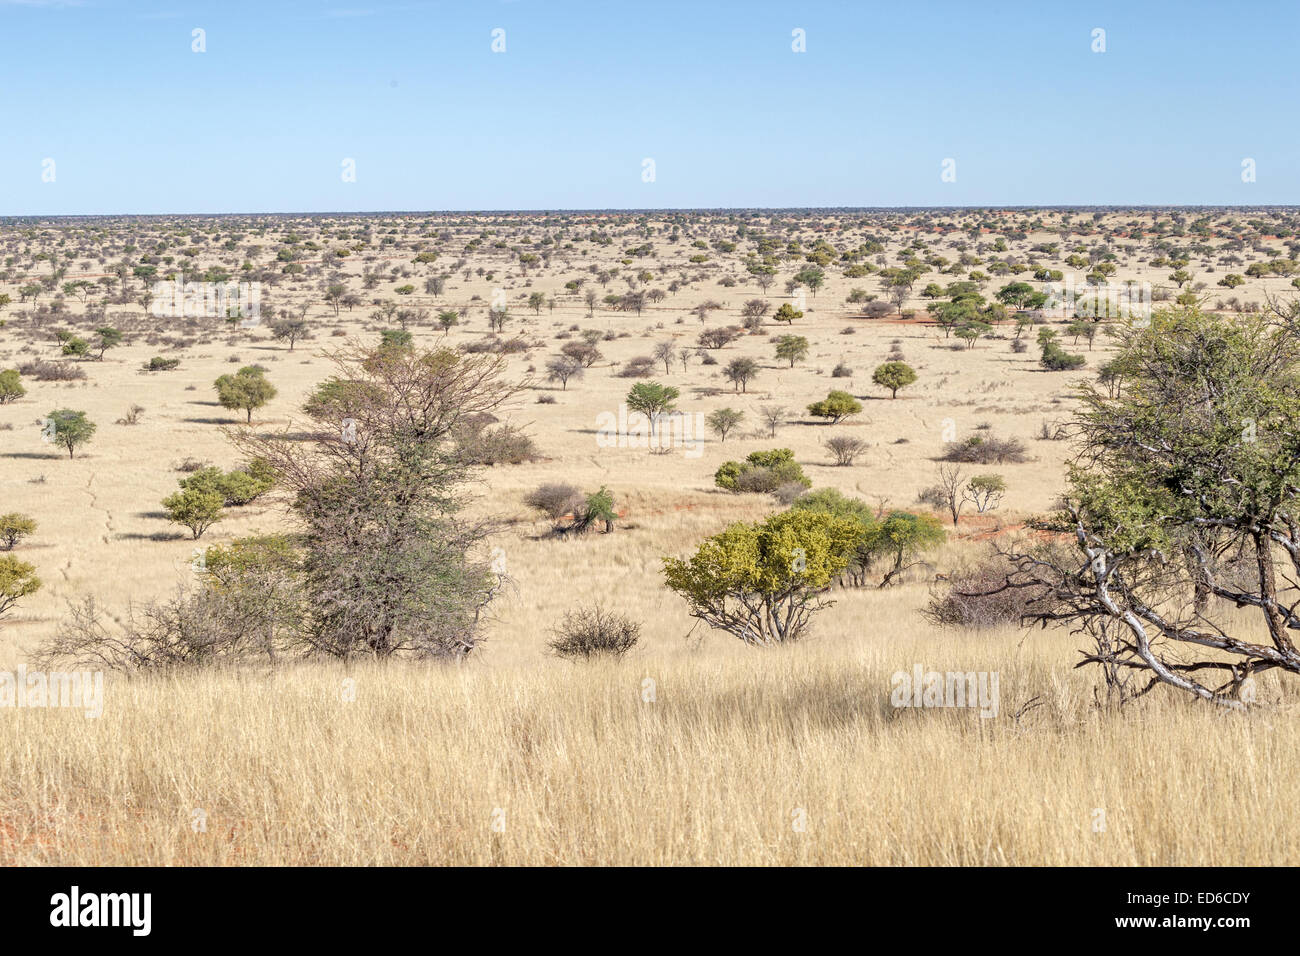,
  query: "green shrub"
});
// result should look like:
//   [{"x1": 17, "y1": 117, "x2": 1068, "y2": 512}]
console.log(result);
[
  {"x1": 807, "y1": 389, "x2": 863, "y2": 423},
  {"x1": 162, "y1": 489, "x2": 225, "y2": 539},
  {"x1": 715, "y1": 448, "x2": 811, "y2": 494},
  {"x1": 0, "y1": 369, "x2": 24, "y2": 404},
  {"x1": 0, "y1": 513, "x2": 37, "y2": 550}
]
